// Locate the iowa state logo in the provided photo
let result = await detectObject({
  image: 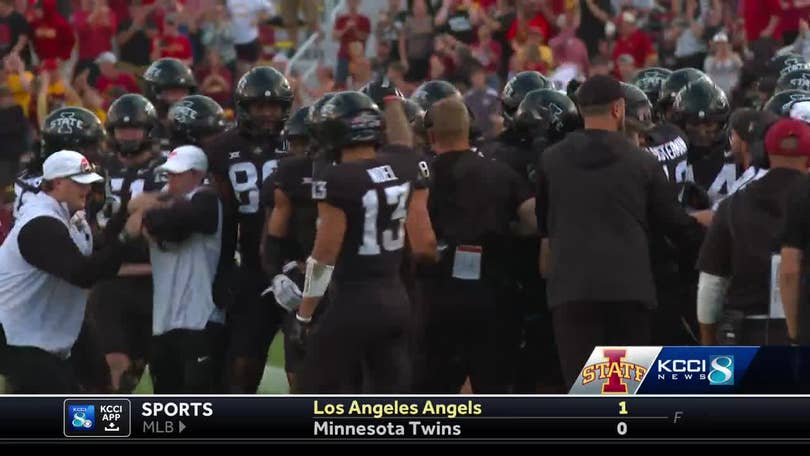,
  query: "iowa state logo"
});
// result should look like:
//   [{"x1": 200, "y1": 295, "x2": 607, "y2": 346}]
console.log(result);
[{"x1": 569, "y1": 347, "x2": 661, "y2": 395}]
